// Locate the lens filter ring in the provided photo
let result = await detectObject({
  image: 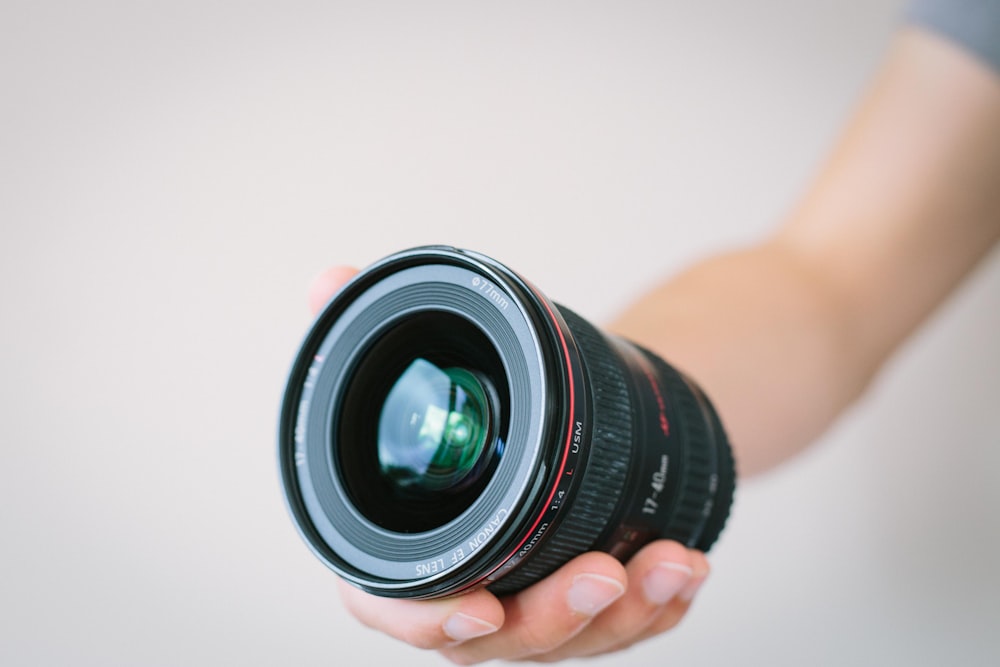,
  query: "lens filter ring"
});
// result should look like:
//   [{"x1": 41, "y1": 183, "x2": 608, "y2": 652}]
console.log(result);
[{"x1": 280, "y1": 253, "x2": 566, "y2": 596}]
